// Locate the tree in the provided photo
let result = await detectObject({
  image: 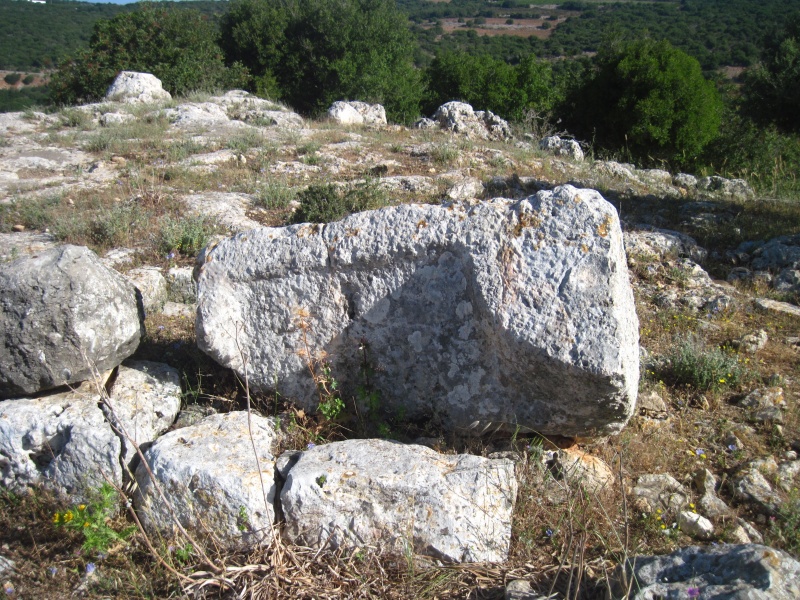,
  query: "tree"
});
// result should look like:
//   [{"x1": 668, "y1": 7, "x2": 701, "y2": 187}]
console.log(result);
[
  {"x1": 50, "y1": 4, "x2": 247, "y2": 106},
  {"x1": 423, "y1": 51, "x2": 556, "y2": 122},
  {"x1": 742, "y1": 16, "x2": 800, "y2": 133},
  {"x1": 560, "y1": 38, "x2": 722, "y2": 164},
  {"x1": 220, "y1": 0, "x2": 423, "y2": 123}
]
